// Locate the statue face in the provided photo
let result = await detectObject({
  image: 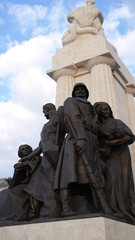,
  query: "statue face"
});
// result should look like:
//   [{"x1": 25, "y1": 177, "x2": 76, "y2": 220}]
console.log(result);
[
  {"x1": 73, "y1": 85, "x2": 87, "y2": 99},
  {"x1": 19, "y1": 145, "x2": 32, "y2": 157},
  {"x1": 43, "y1": 107, "x2": 49, "y2": 119},
  {"x1": 100, "y1": 104, "x2": 110, "y2": 118},
  {"x1": 43, "y1": 104, "x2": 56, "y2": 120}
]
